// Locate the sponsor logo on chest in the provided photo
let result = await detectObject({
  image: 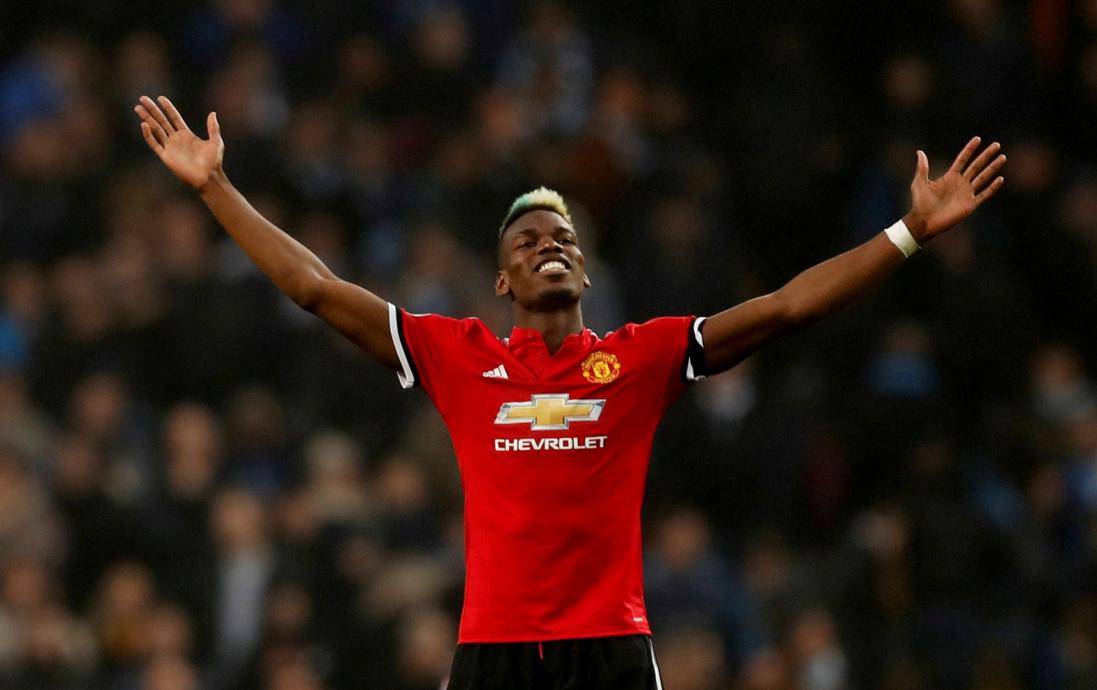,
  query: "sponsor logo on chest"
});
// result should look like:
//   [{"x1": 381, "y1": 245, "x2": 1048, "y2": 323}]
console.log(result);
[
  {"x1": 493, "y1": 393, "x2": 607, "y2": 452},
  {"x1": 495, "y1": 393, "x2": 604, "y2": 430},
  {"x1": 494, "y1": 436, "x2": 607, "y2": 452}
]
